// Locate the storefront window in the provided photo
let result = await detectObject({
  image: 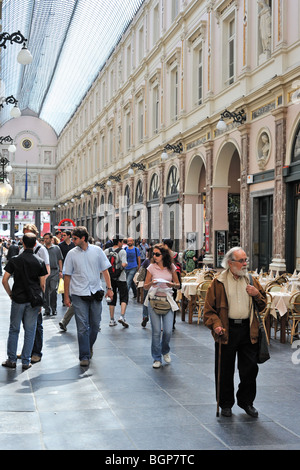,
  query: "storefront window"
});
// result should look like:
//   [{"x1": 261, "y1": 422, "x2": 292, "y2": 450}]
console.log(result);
[{"x1": 228, "y1": 194, "x2": 240, "y2": 248}]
